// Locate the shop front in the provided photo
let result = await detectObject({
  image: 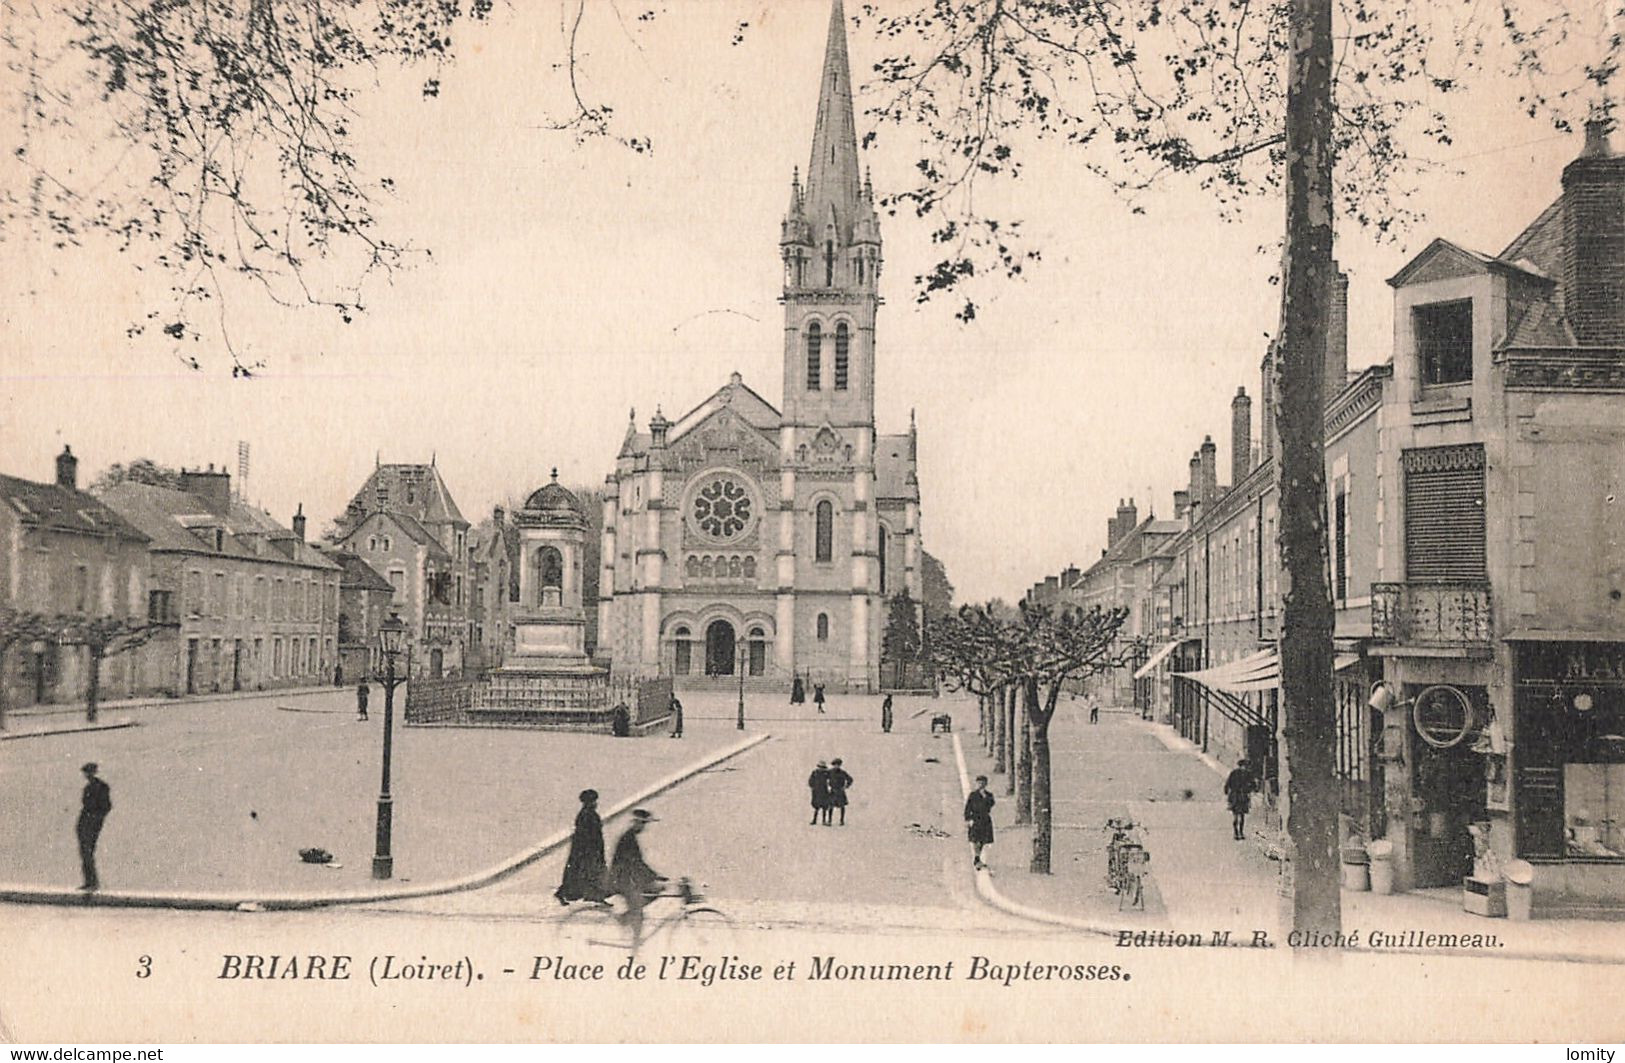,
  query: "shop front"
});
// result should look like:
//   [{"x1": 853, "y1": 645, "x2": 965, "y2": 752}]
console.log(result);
[
  {"x1": 1368, "y1": 653, "x2": 1496, "y2": 893},
  {"x1": 1511, "y1": 640, "x2": 1625, "y2": 911}
]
